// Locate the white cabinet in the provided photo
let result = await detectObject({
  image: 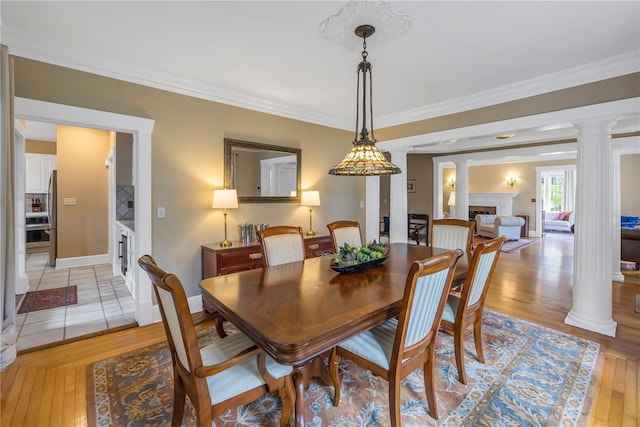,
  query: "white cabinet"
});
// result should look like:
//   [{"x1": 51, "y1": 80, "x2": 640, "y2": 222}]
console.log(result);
[
  {"x1": 117, "y1": 221, "x2": 136, "y2": 296},
  {"x1": 25, "y1": 153, "x2": 57, "y2": 193}
]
